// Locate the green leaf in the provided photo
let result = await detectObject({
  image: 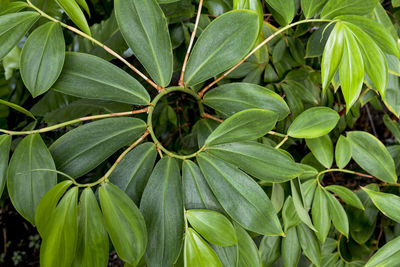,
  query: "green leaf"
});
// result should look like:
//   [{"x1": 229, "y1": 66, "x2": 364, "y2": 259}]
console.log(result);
[
  {"x1": 35, "y1": 181, "x2": 73, "y2": 237},
  {"x1": 296, "y1": 223, "x2": 321, "y2": 265},
  {"x1": 0, "y1": 1, "x2": 28, "y2": 15},
  {"x1": 209, "y1": 244, "x2": 238, "y2": 267},
  {"x1": 203, "y1": 83, "x2": 289, "y2": 120},
  {"x1": 0, "y1": 135, "x2": 11, "y2": 196},
  {"x1": 265, "y1": 0, "x2": 295, "y2": 25},
  {"x1": 347, "y1": 131, "x2": 397, "y2": 184},
  {"x1": 74, "y1": 188, "x2": 109, "y2": 267},
  {"x1": 306, "y1": 135, "x2": 333, "y2": 168},
  {"x1": 321, "y1": 0, "x2": 379, "y2": 19},
  {"x1": 20, "y1": 22, "x2": 65, "y2": 97},
  {"x1": 325, "y1": 185, "x2": 364, "y2": 210},
  {"x1": 290, "y1": 180, "x2": 316, "y2": 231},
  {"x1": 206, "y1": 141, "x2": 302, "y2": 183},
  {"x1": 362, "y1": 187, "x2": 400, "y2": 223},
  {"x1": 186, "y1": 210, "x2": 237, "y2": 247},
  {"x1": 301, "y1": 0, "x2": 328, "y2": 18},
  {"x1": 235, "y1": 223, "x2": 261, "y2": 267},
  {"x1": 114, "y1": 0, "x2": 173, "y2": 87},
  {"x1": 233, "y1": 0, "x2": 264, "y2": 30},
  {"x1": 335, "y1": 135, "x2": 352, "y2": 169},
  {"x1": 365, "y1": 235, "x2": 400, "y2": 267},
  {"x1": 0, "y1": 12, "x2": 39, "y2": 60},
  {"x1": 56, "y1": 0, "x2": 91, "y2": 35},
  {"x1": 259, "y1": 235, "x2": 281, "y2": 267},
  {"x1": 197, "y1": 153, "x2": 283, "y2": 236},
  {"x1": 312, "y1": 186, "x2": 330, "y2": 243},
  {"x1": 282, "y1": 196, "x2": 301, "y2": 232},
  {"x1": 50, "y1": 117, "x2": 146, "y2": 178},
  {"x1": 282, "y1": 227, "x2": 301, "y2": 267},
  {"x1": 0, "y1": 99, "x2": 36, "y2": 119},
  {"x1": 197, "y1": 119, "x2": 220, "y2": 148},
  {"x1": 288, "y1": 107, "x2": 340, "y2": 139},
  {"x1": 140, "y1": 157, "x2": 184, "y2": 266},
  {"x1": 205, "y1": 109, "x2": 278, "y2": 146},
  {"x1": 184, "y1": 10, "x2": 259, "y2": 86},
  {"x1": 184, "y1": 228, "x2": 223, "y2": 267},
  {"x1": 52, "y1": 52, "x2": 150, "y2": 105},
  {"x1": 99, "y1": 183, "x2": 147, "y2": 266},
  {"x1": 109, "y1": 143, "x2": 157, "y2": 205},
  {"x1": 40, "y1": 187, "x2": 78, "y2": 267},
  {"x1": 7, "y1": 134, "x2": 57, "y2": 224},
  {"x1": 325, "y1": 190, "x2": 349, "y2": 237},
  {"x1": 271, "y1": 183, "x2": 285, "y2": 213}
]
